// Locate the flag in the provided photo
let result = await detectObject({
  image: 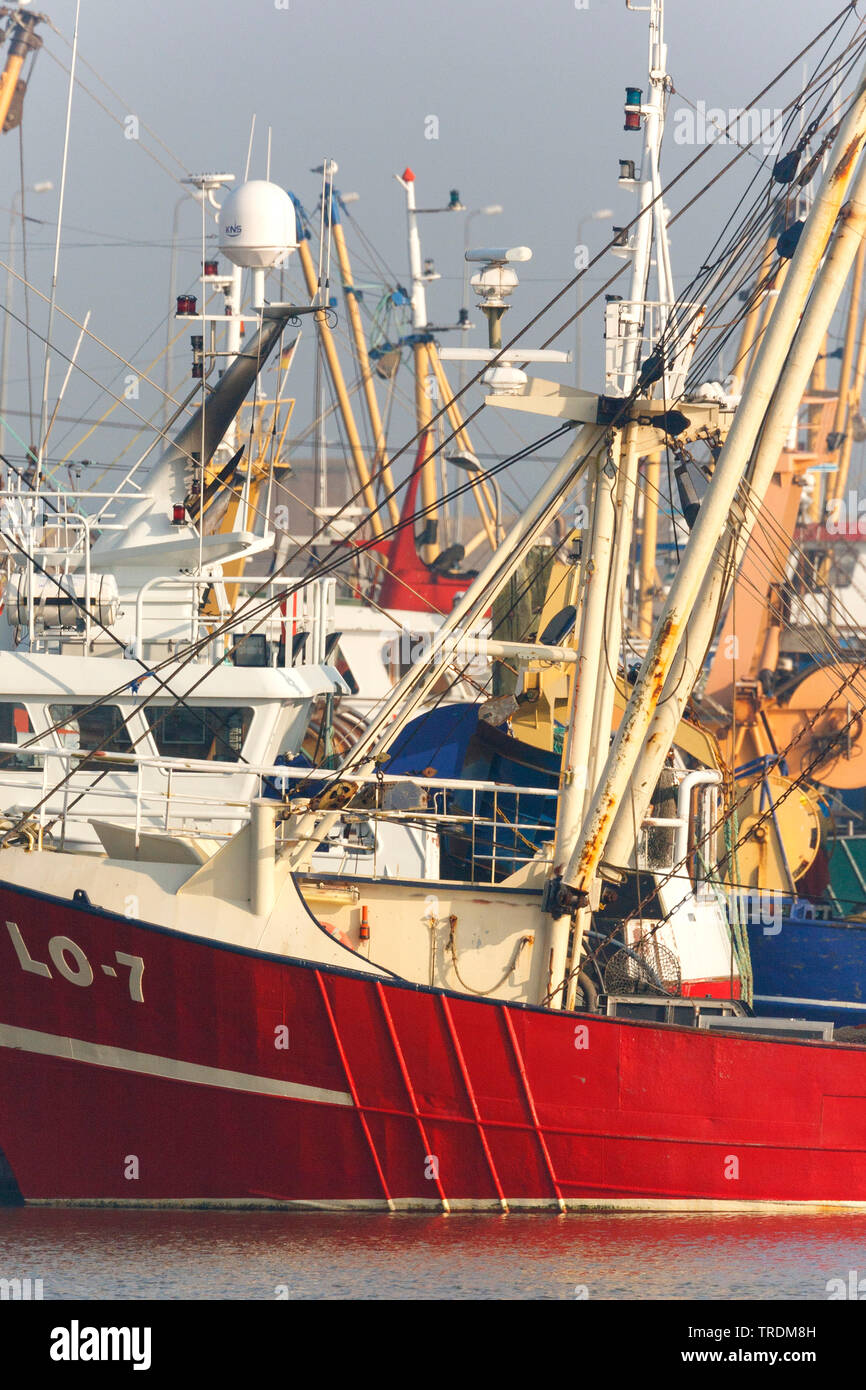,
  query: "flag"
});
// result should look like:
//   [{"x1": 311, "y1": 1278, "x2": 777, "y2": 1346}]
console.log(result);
[{"x1": 279, "y1": 337, "x2": 299, "y2": 370}]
